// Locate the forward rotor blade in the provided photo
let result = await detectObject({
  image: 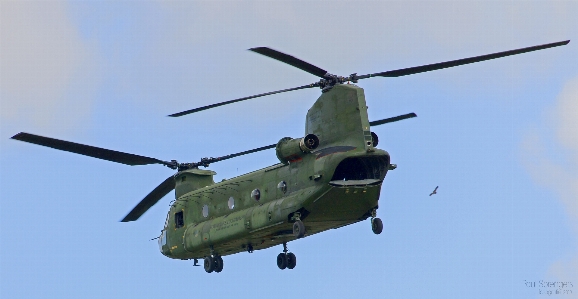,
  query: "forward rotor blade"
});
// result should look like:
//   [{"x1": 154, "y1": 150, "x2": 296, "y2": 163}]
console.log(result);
[
  {"x1": 184, "y1": 143, "x2": 277, "y2": 168},
  {"x1": 360, "y1": 40, "x2": 570, "y2": 79},
  {"x1": 249, "y1": 47, "x2": 328, "y2": 77},
  {"x1": 11, "y1": 132, "x2": 167, "y2": 166},
  {"x1": 168, "y1": 83, "x2": 316, "y2": 117},
  {"x1": 209, "y1": 144, "x2": 277, "y2": 163},
  {"x1": 121, "y1": 175, "x2": 176, "y2": 222},
  {"x1": 370, "y1": 112, "x2": 417, "y2": 127}
]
